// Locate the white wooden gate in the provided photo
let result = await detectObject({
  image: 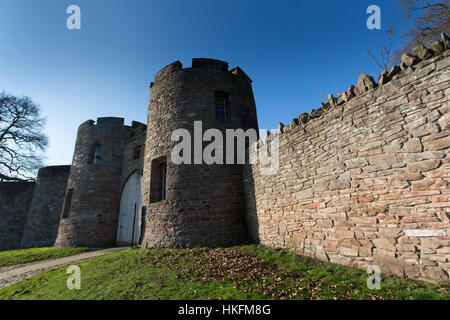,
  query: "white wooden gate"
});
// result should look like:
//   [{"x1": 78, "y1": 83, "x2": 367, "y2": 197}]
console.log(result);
[{"x1": 117, "y1": 172, "x2": 143, "y2": 246}]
